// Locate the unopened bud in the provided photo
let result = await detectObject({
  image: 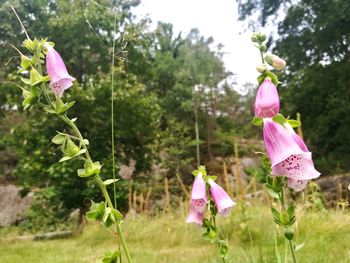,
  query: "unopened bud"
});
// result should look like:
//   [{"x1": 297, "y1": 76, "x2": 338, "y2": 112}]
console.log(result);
[
  {"x1": 251, "y1": 35, "x2": 259, "y2": 43},
  {"x1": 284, "y1": 228, "x2": 294, "y2": 240},
  {"x1": 259, "y1": 43, "x2": 267, "y2": 52},
  {"x1": 265, "y1": 54, "x2": 286, "y2": 70},
  {"x1": 256, "y1": 64, "x2": 267, "y2": 73},
  {"x1": 280, "y1": 210, "x2": 290, "y2": 225}
]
